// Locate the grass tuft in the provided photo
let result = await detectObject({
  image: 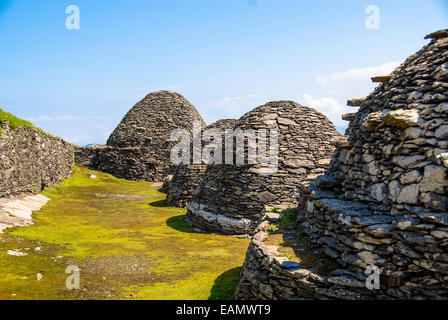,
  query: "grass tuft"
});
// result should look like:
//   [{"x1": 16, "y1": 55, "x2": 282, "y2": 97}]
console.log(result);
[{"x1": 0, "y1": 108, "x2": 60, "y2": 139}]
